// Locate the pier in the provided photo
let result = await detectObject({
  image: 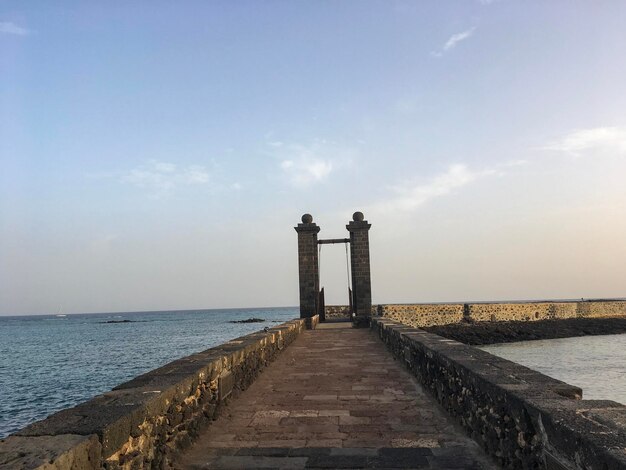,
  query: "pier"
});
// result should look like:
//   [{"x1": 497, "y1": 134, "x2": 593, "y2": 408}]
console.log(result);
[
  {"x1": 1, "y1": 212, "x2": 625, "y2": 469},
  {"x1": 176, "y1": 322, "x2": 495, "y2": 469}
]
